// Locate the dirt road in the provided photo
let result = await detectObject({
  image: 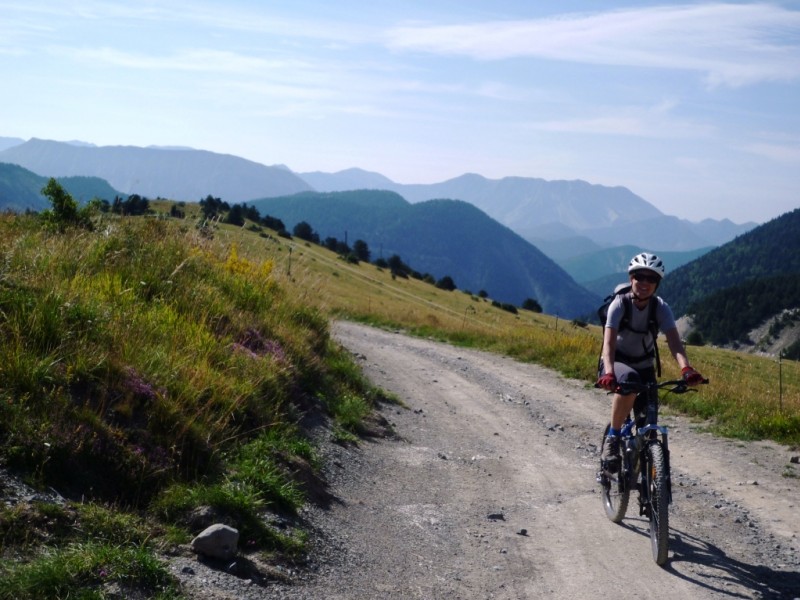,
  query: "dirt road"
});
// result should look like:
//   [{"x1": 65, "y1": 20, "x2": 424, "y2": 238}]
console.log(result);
[
  {"x1": 179, "y1": 321, "x2": 799, "y2": 599},
  {"x1": 316, "y1": 322, "x2": 800, "y2": 599}
]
